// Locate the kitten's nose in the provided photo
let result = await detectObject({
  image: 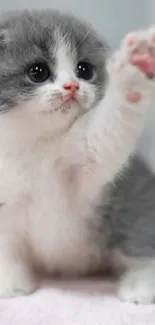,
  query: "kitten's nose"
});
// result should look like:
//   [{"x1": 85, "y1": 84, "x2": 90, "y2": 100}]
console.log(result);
[{"x1": 63, "y1": 81, "x2": 79, "y2": 92}]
